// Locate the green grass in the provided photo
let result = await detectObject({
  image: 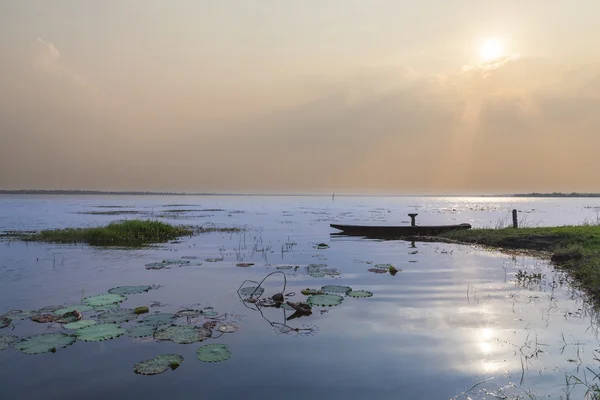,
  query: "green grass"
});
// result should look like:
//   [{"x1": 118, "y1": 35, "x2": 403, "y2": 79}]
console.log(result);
[
  {"x1": 24, "y1": 220, "x2": 193, "y2": 246},
  {"x1": 437, "y1": 225, "x2": 600, "y2": 302}
]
